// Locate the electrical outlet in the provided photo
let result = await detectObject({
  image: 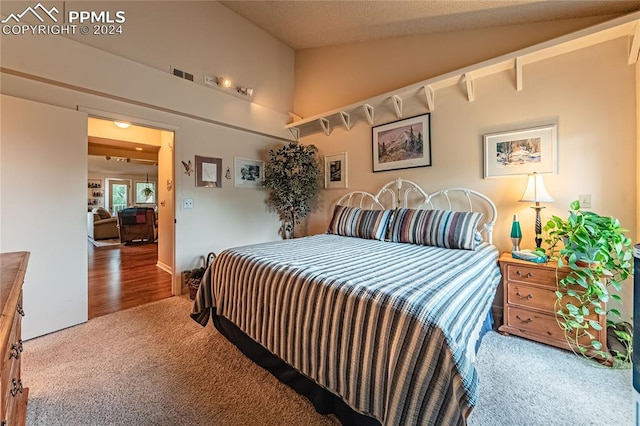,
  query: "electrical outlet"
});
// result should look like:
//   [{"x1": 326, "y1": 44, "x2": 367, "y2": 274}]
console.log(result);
[
  {"x1": 203, "y1": 75, "x2": 215, "y2": 86},
  {"x1": 183, "y1": 198, "x2": 194, "y2": 209},
  {"x1": 578, "y1": 194, "x2": 591, "y2": 208}
]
